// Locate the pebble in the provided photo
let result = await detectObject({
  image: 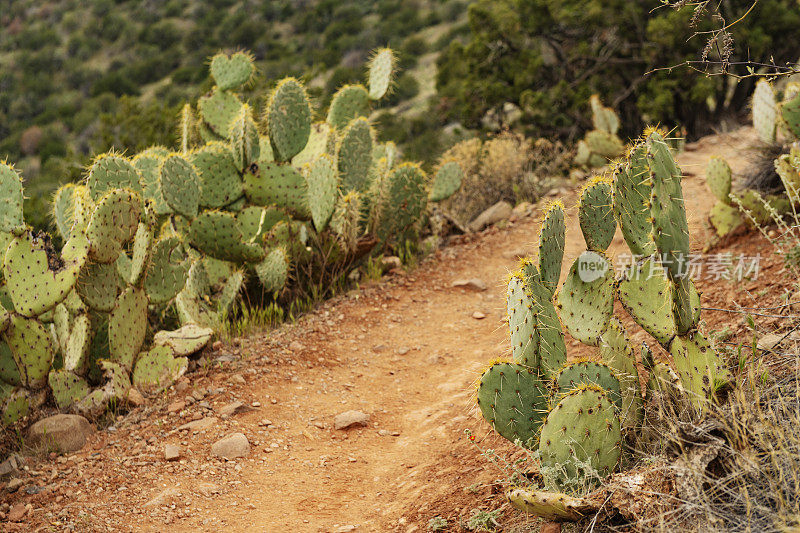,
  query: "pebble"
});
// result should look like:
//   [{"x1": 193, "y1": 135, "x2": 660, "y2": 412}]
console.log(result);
[
  {"x1": 211, "y1": 433, "x2": 251, "y2": 460},
  {"x1": 289, "y1": 341, "x2": 305, "y2": 353},
  {"x1": 7, "y1": 502, "x2": 27, "y2": 522},
  {"x1": 6, "y1": 478, "x2": 23, "y2": 492},
  {"x1": 177, "y1": 417, "x2": 218, "y2": 432},
  {"x1": 451, "y1": 278, "x2": 487, "y2": 292},
  {"x1": 472, "y1": 311, "x2": 486, "y2": 320},
  {"x1": 218, "y1": 401, "x2": 253, "y2": 418},
  {"x1": 164, "y1": 444, "x2": 181, "y2": 462},
  {"x1": 334, "y1": 410, "x2": 370, "y2": 430},
  {"x1": 126, "y1": 388, "x2": 146, "y2": 407},
  {"x1": 396, "y1": 347, "x2": 410, "y2": 355},
  {"x1": 231, "y1": 374, "x2": 246, "y2": 385}
]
